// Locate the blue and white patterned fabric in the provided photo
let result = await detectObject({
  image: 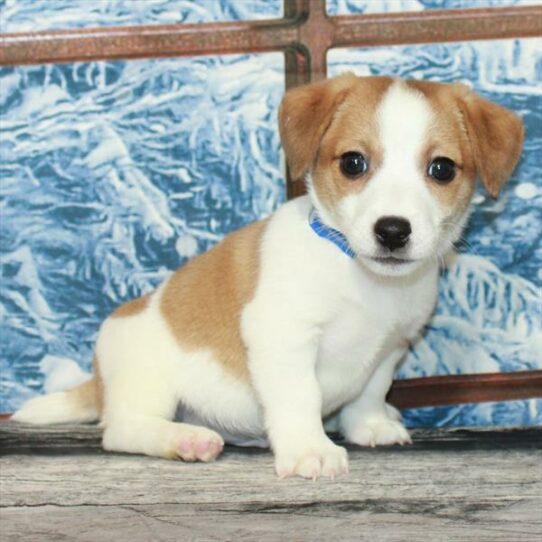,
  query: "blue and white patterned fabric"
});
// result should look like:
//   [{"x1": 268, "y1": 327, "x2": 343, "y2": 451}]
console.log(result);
[{"x1": 0, "y1": 0, "x2": 540, "y2": 428}]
